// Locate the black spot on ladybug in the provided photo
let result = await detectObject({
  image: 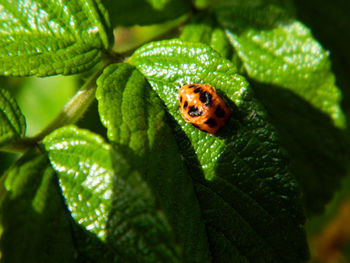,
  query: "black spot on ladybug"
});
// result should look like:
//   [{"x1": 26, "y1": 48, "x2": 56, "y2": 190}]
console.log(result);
[
  {"x1": 199, "y1": 91, "x2": 213, "y2": 107},
  {"x1": 204, "y1": 118, "x2": 217, "y2": 128},
  {"x1": 194, "y1": 88, "x2": 202, "y2": 93},
  {"x1": 188, "y1": 106, "x2": 203, "y2": 117},
  {"x1": 183, "y1": 101, "x2": 188, "y2": 109},
  {"x1": 180, "y1": 96, "x2": 182, "y2": 103},
  {"x1": 215, "y1": 106, "x2": 226, "y2": 118},
  {"x1": 188, "y1": 85, "x2": 196, "y2": 88}
]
